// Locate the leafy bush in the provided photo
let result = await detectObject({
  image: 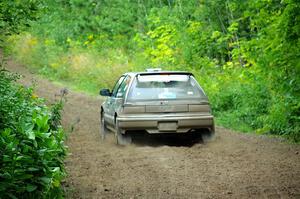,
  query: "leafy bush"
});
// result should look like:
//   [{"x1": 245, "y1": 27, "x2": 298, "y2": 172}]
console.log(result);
[
  {"x1": 0, "y1": 0, "x2": 44, "y2": 44},
  {"x1": 0, "y1": 66, "x2": 67, "y2": 198}
]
